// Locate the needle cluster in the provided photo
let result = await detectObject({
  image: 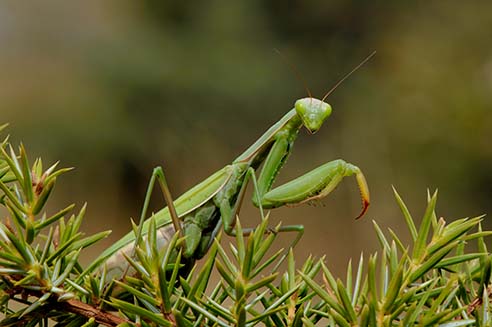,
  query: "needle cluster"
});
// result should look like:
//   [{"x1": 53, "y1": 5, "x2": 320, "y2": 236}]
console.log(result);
[{"x1": 0, "y1": 125, "x2": 490, "y2": 326}]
